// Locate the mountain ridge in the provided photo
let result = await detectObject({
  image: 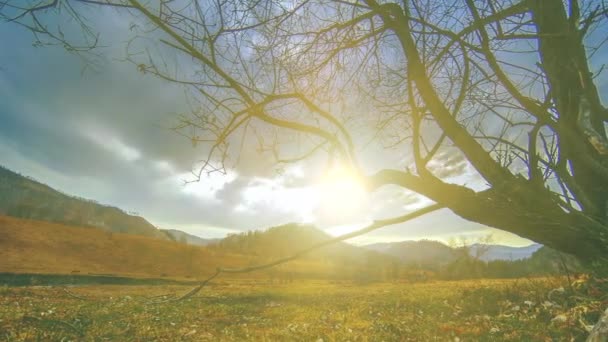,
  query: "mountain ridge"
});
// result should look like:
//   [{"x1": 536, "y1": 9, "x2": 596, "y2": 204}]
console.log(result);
[
  {"x1": 363, "y1": 240, "x2": 543, "y2": 263},
  {"x1": 0, "y1": 165, "x2": 167, "y2": 239},
  {"x1": 0, "y1": 165, "x2": 548, "y2": 265},
  {"x1": 161, "y1": 229, "x2": 220, "y2": 246},
  {"x1": 469, "y1": 243, "x2": 543, "y2": 261}
]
